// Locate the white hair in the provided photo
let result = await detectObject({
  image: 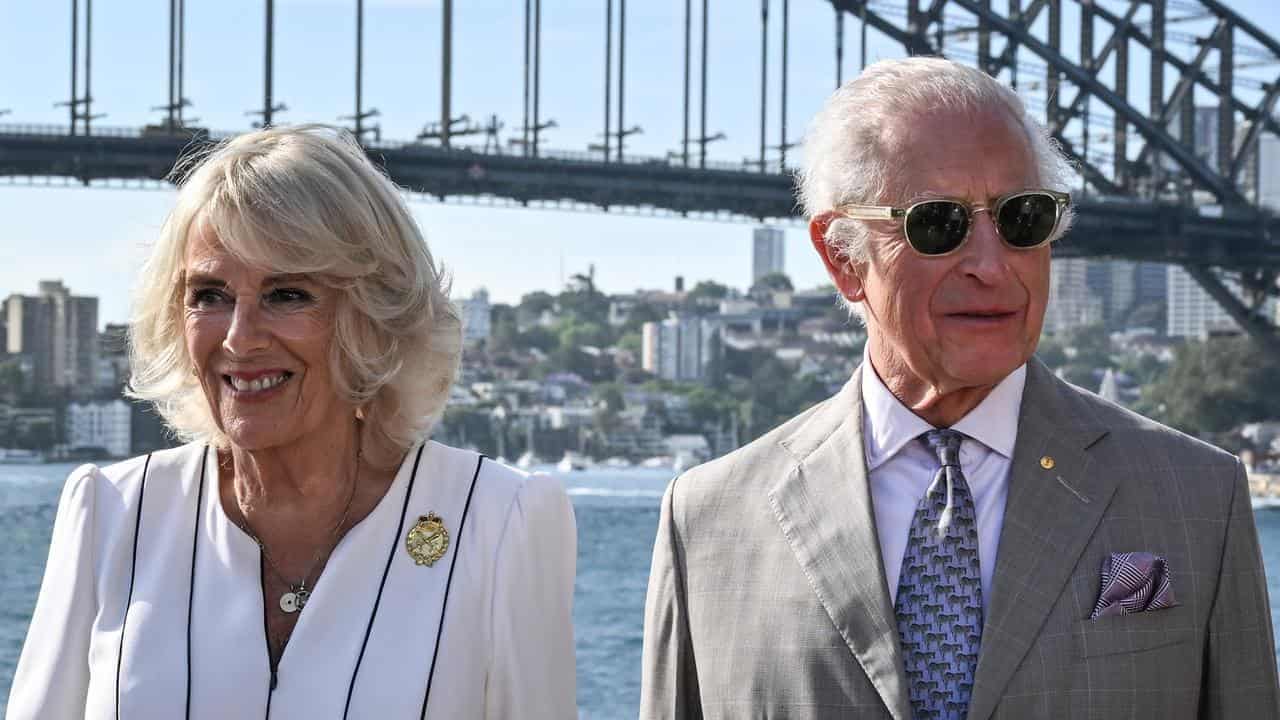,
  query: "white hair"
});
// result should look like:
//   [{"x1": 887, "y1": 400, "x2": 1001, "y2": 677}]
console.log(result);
[
  {"x1": 127, "y1": 124, "x2": 462, "y2": 465},
  {"x1": 797, "y1": 56, "x2": 1078, "y2": 318}
]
